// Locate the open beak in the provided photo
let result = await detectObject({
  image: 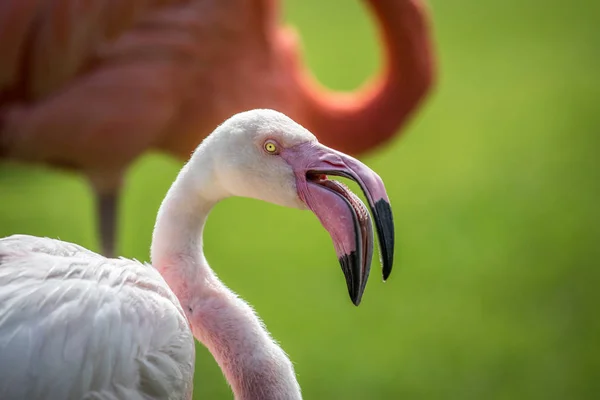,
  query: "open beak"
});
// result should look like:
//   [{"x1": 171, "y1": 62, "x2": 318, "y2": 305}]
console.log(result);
[{"x1": 281, "y1": 142, "x2": 395, "y2": 306}]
